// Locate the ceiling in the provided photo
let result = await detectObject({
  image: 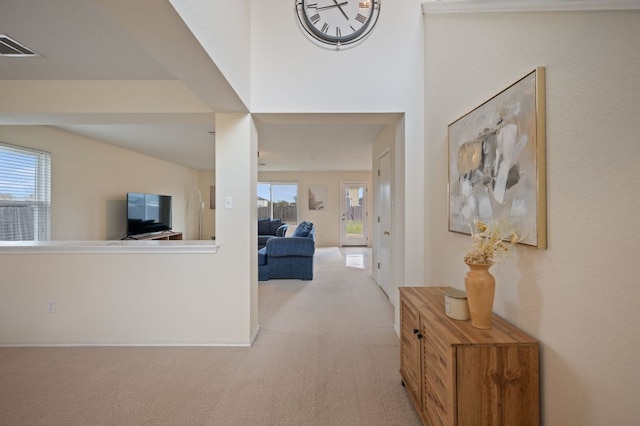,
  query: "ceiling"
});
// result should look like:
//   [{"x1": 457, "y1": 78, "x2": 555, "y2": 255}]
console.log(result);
[{"x1": 0, "y1": 0, "x2": 397, "y2": 172}]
